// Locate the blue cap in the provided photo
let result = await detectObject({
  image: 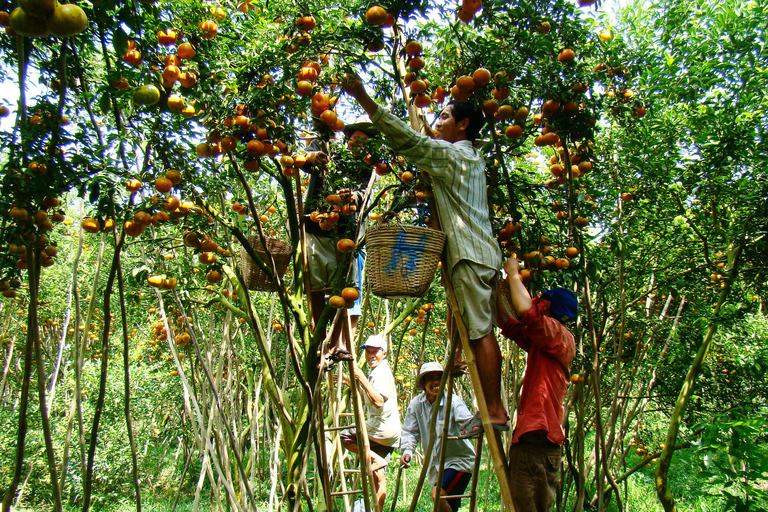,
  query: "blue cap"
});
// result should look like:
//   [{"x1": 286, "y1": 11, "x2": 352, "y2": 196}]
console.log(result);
[{"x1": 541, "y1": 288, "x2": 578, "y2": 324}]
